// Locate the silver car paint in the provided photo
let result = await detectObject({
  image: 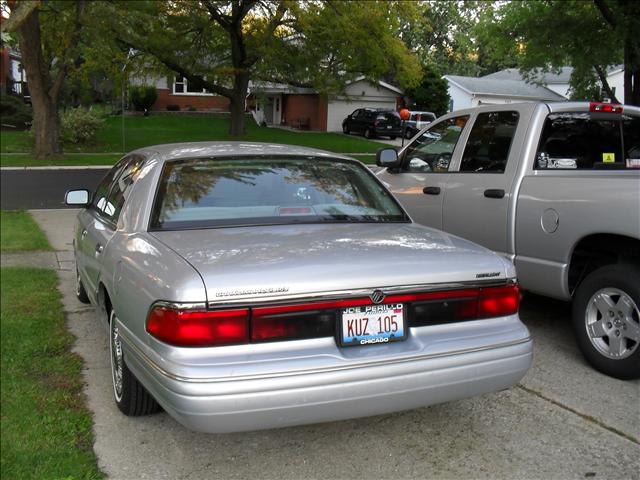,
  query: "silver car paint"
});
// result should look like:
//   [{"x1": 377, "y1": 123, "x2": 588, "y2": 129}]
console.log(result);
[
  {"x1": 74, "y1": 142, "x2": 532, "y2": 432},
  {"x1": 379, "y1": 103, "x2": 640, "y2": 300}
]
